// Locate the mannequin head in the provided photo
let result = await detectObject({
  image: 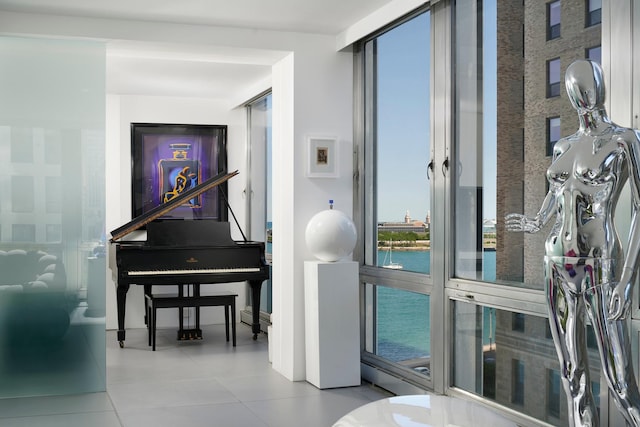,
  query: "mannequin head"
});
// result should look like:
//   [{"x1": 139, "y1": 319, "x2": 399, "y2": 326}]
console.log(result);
[{"x1": 565, "y1": 60, "x2": 606, "y2": 113}]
